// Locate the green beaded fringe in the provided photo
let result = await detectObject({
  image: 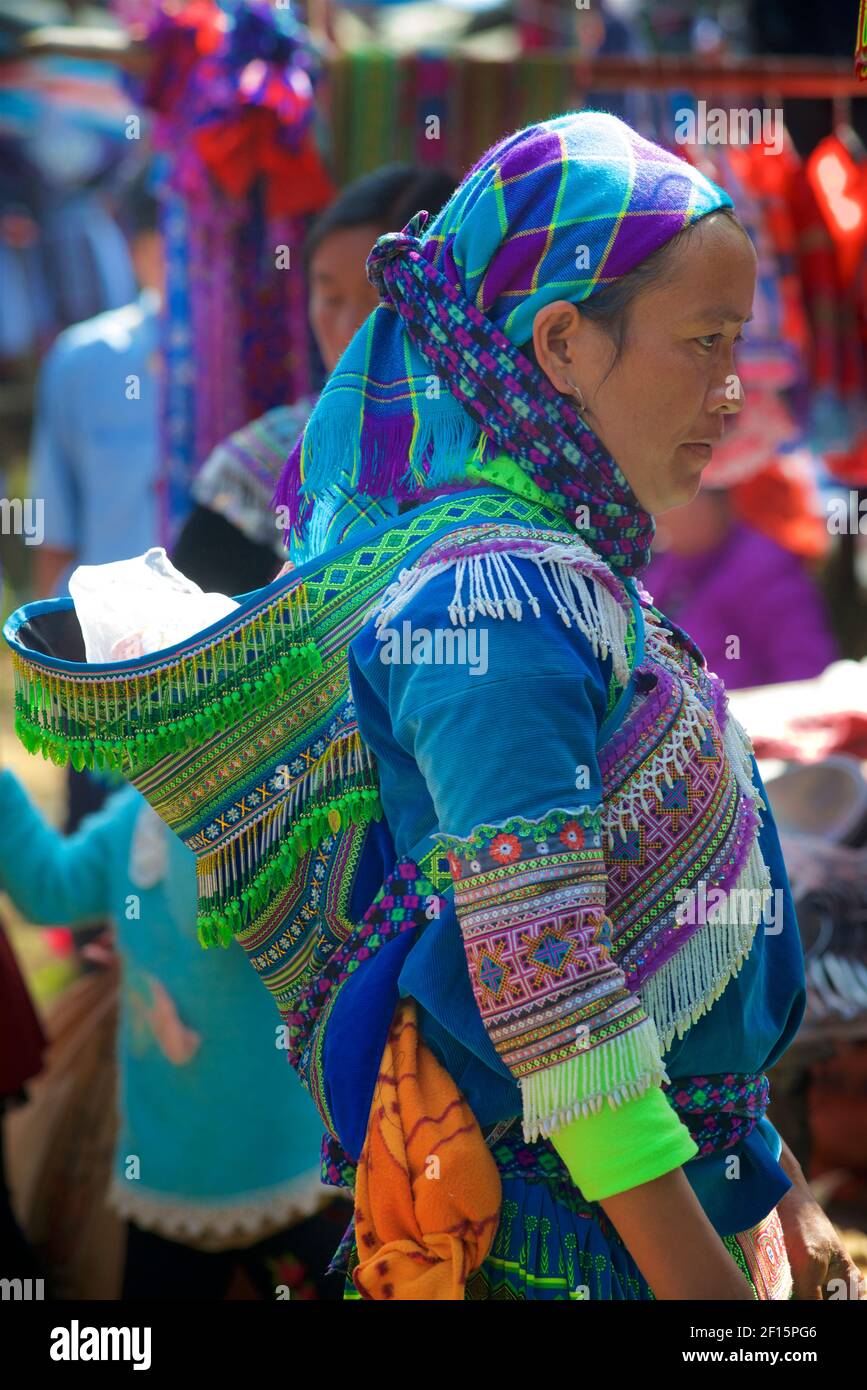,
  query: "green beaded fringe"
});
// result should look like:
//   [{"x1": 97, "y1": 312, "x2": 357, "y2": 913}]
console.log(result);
[
  {"x1": 196, "y1": 787, "x2": 383, "y2": 949},
  {"x1": 13, "y1": 643, "x2": 321, "y2": 774}
]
